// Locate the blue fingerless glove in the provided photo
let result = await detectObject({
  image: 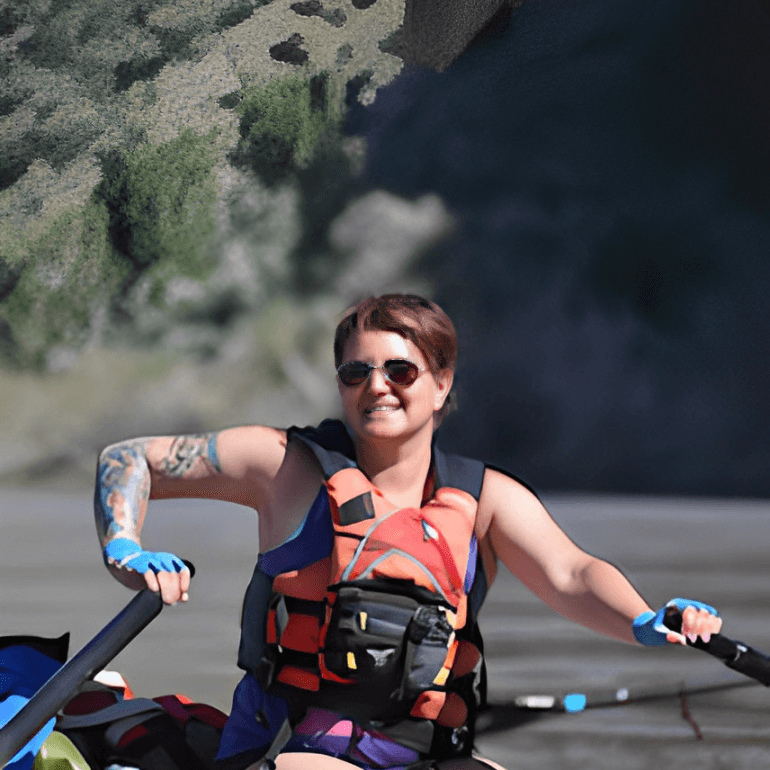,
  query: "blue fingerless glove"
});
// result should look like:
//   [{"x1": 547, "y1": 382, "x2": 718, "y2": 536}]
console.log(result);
[
  {"x1": 633, "y1": 597, "x2": 719, "y2": 646},
  {"x1": 103, "y1": 537, "x2": 186, "y2": 575}
]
